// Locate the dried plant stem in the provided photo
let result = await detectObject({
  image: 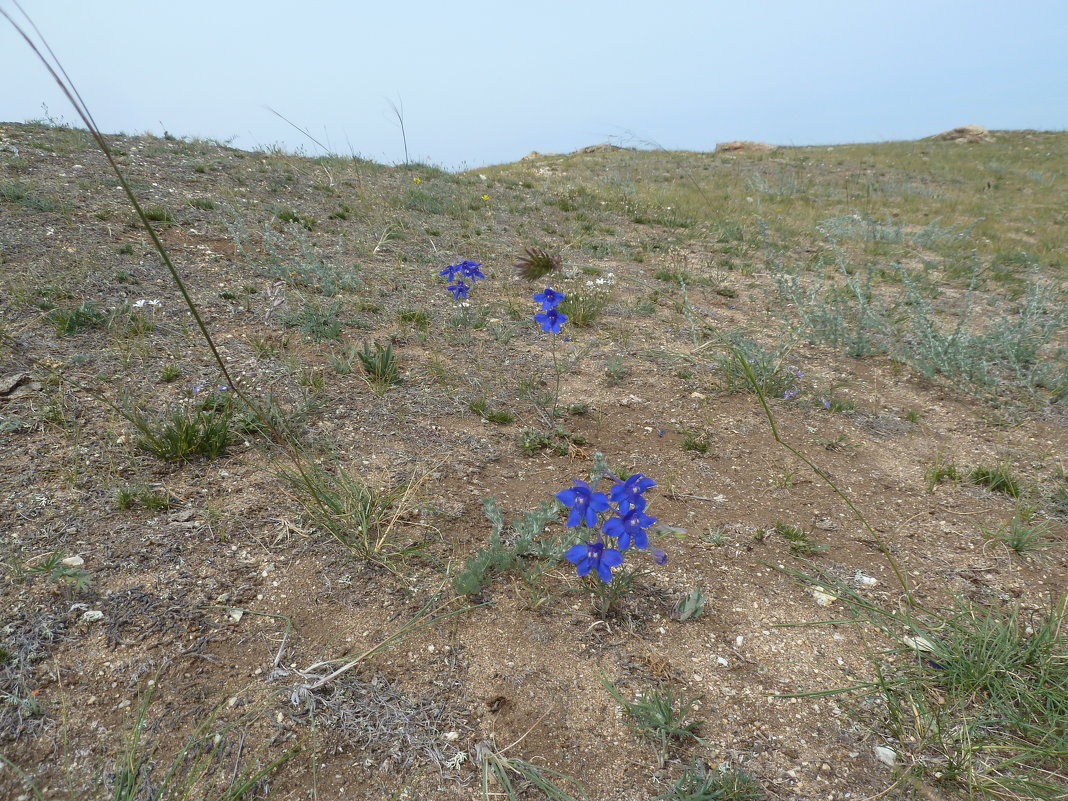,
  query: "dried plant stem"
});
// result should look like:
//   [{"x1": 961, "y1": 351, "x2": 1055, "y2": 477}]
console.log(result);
[{"x1": 732, "y1": 347, "x2": 915, "y2": 607}]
